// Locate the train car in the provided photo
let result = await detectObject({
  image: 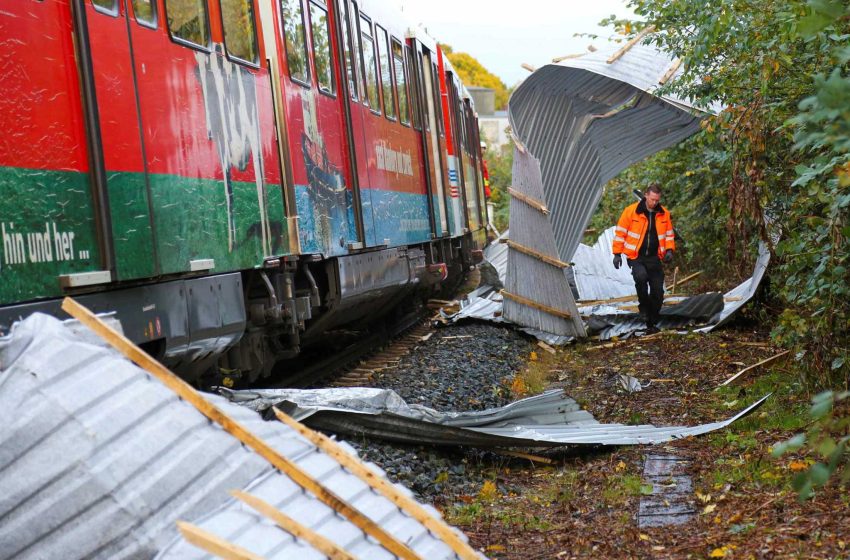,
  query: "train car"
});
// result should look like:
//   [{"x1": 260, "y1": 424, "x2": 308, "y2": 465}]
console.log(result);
[{"x1": 0, "y1": 0, "x2": 487, "y2": 383}]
